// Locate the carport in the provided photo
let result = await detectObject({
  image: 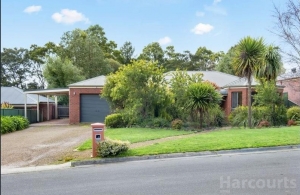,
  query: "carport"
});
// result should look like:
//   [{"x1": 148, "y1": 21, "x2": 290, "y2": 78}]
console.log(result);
[{"x1": 24, "y1": 88, "x2": 69, "y2": 122}]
